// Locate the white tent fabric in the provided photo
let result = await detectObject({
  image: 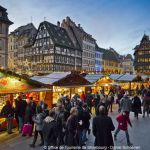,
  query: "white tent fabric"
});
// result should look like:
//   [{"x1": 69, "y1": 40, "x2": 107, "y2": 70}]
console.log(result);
[
  {"x1": 31, "y1": 72, "x2": 71, "y2": 85},
  {"x1": 84, "y1": 74, "x2": 104, "y2": 84}
]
